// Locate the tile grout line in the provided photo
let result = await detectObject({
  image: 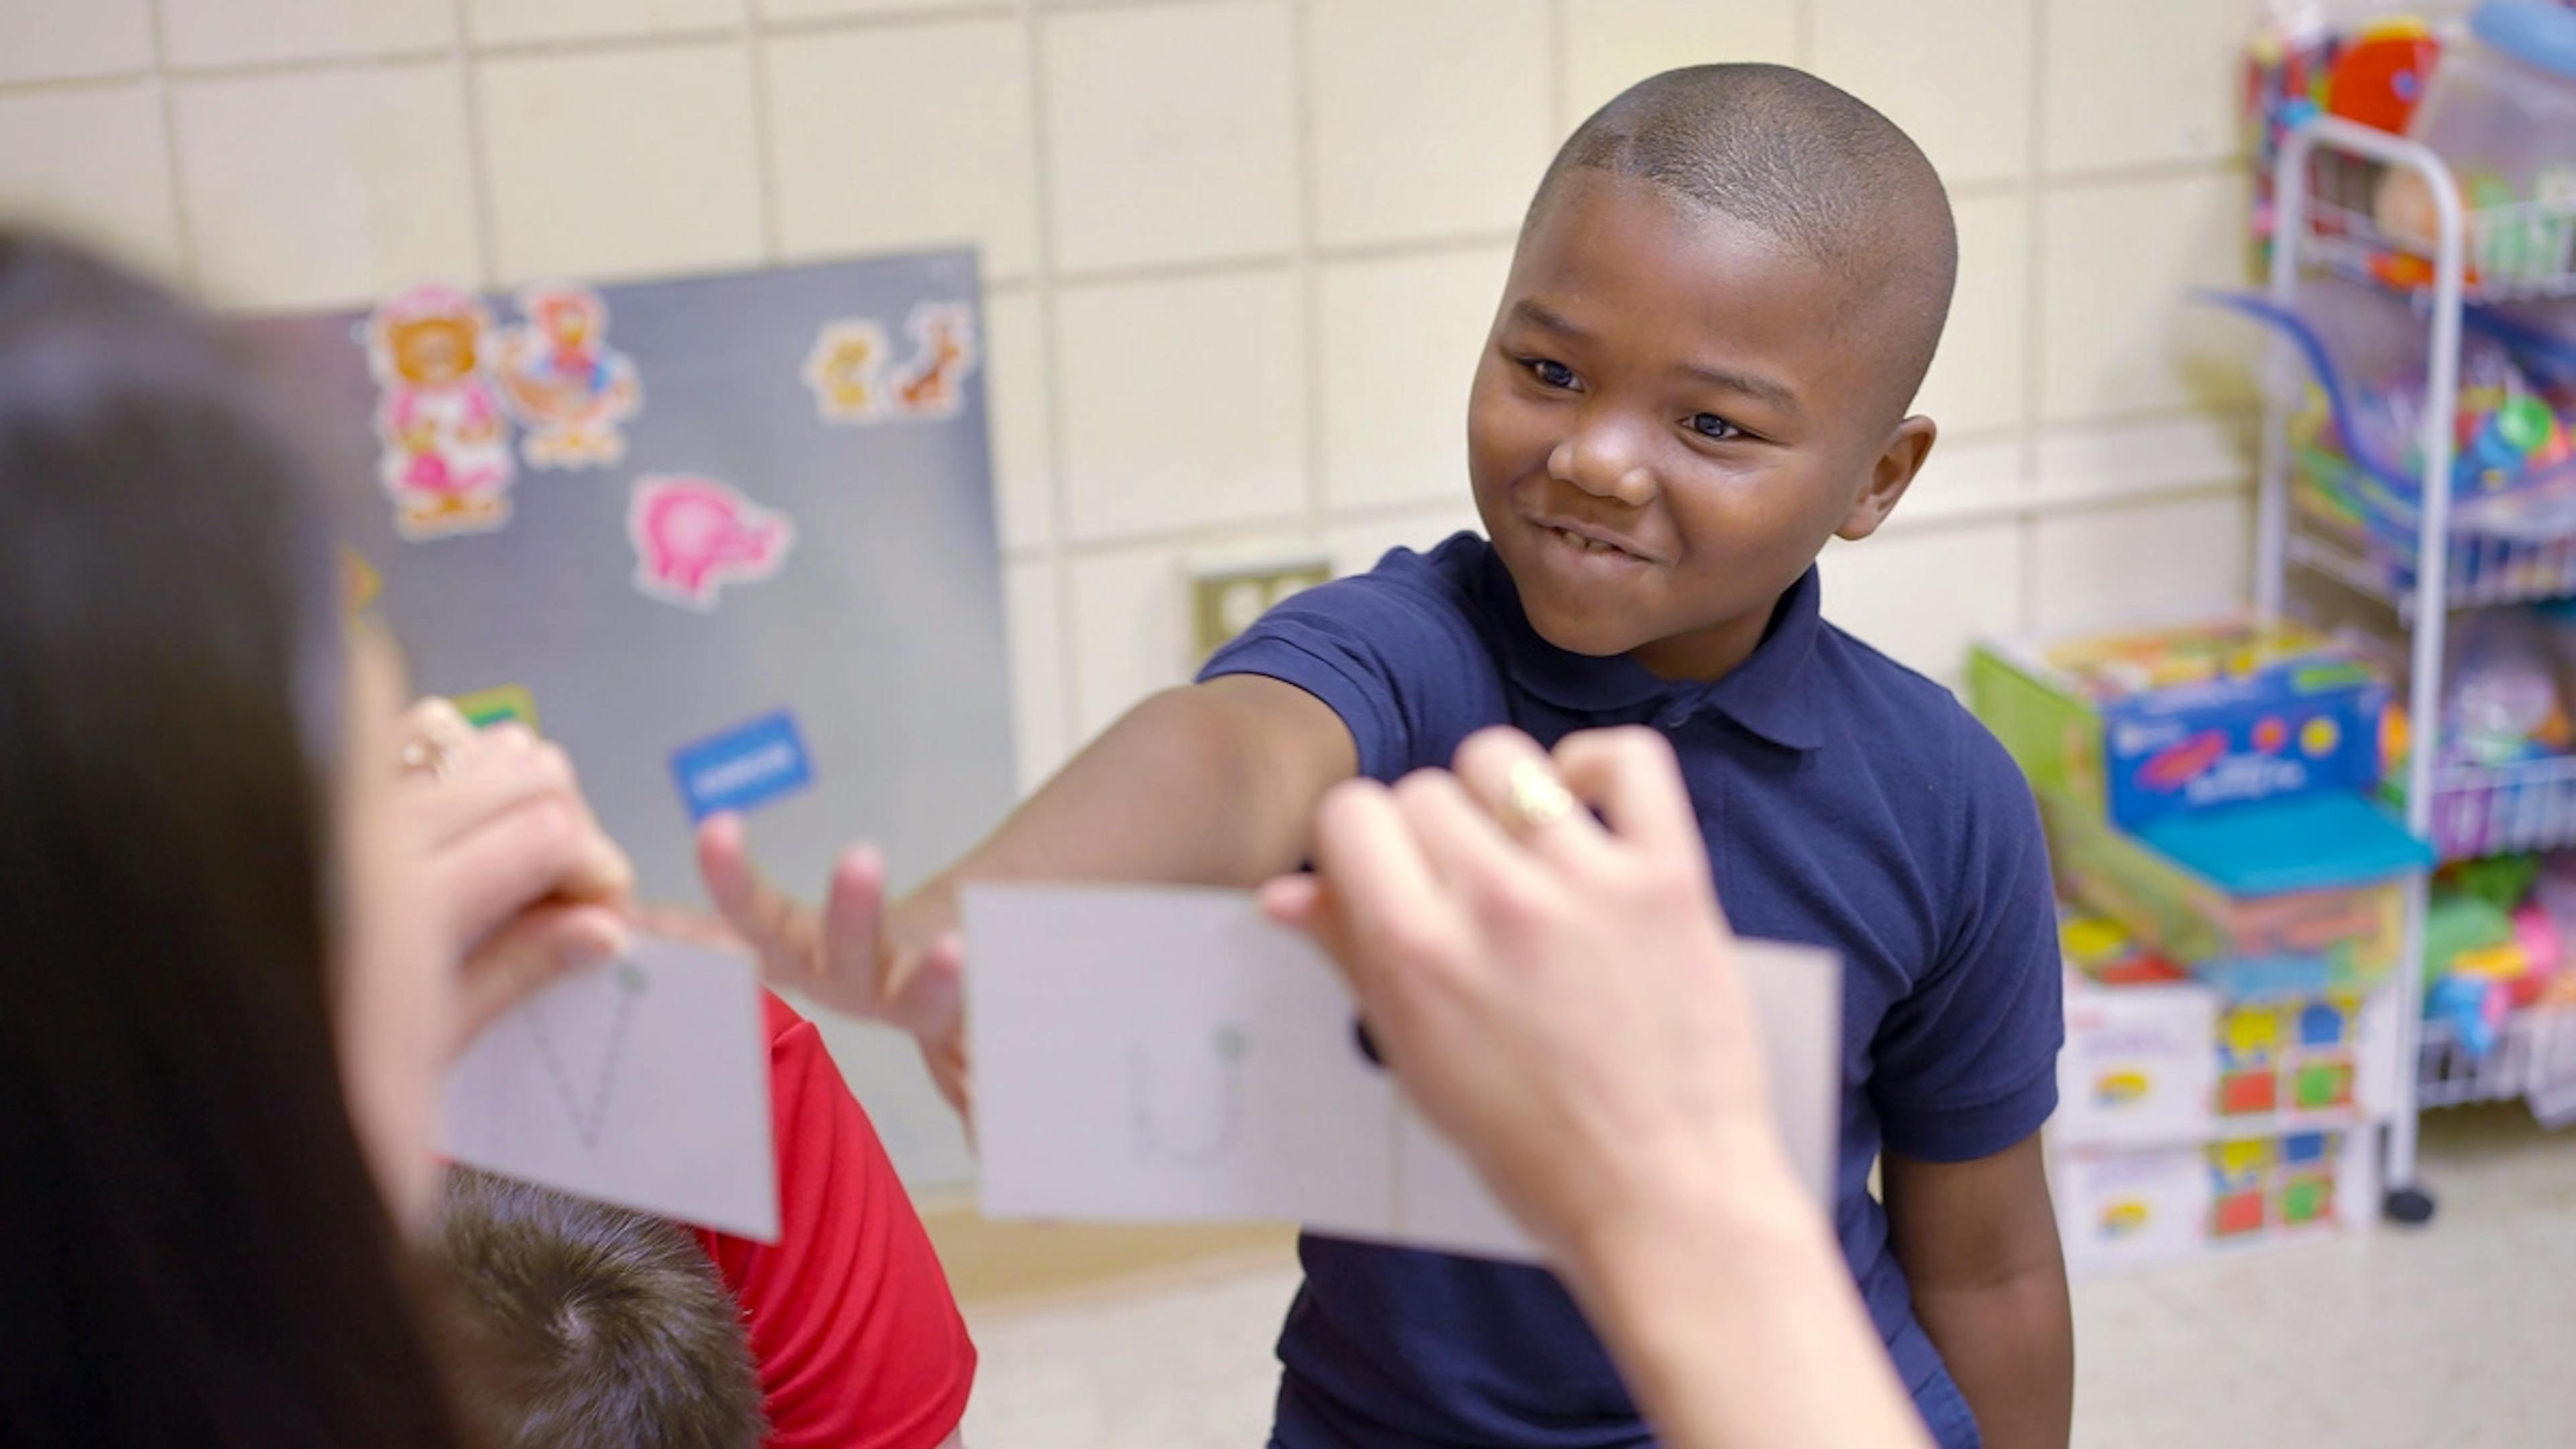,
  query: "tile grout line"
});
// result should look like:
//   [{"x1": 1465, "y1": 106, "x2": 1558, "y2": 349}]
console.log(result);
[
  {"x1": 1546, "y1": 0, "x2": 1569, "y2": 138},
  {"x1": 140, "y1": 0, "x2": 201, "y2": 299},
  {"x1": 739, "y1": 0, "x2": 786, "y2": 264},
  {"x1": 1290, "y1": 0, "x2": 1326, "y2": 544},
  {"x1": 1020, "y1": 0, "x2": 1083, "y2": 756},
  {"x1": 449, "y1": 0, "x2": 503, "y2": 288},
  {"x1": 2015, "y1": 0, "x2": 2048, "y2": 633}
]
